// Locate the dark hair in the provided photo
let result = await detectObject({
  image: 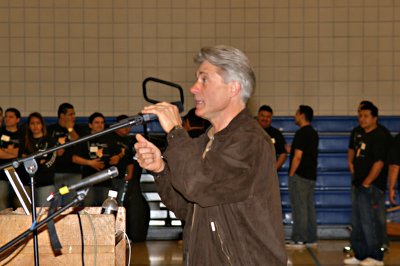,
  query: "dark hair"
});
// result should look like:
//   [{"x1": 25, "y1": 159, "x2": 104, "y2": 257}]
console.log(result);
[
  {"x1": 89, "y1": 112, "x2": 105, "y2": 124},
  {"x1": 0, "y1": 107, "x2": 3, "y2": 114},
  {"x1": 25, "y1": 112, "x2": 46, "y2": 152},
  {"x1": 359, "y1": 102, "x2": 378, "y2": 117},
  {"x1": 258, "y1": 105, "x2": 273, "y2": 114},
  {"x1": 116, "y1": 114, "x2": 128, "y2": 122},
  {"x1": 5, "y1": 107, "x2": 21, "y2": 119},
  {"x1": 298, "y1": 105, "x2": 314, "y2": 122},
  {"x1": 359, "y1": 100, "x2": 373, "y2": 107},
  {"x1": 57, "y1": 102, "x2": 74, "y2": 118}
]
